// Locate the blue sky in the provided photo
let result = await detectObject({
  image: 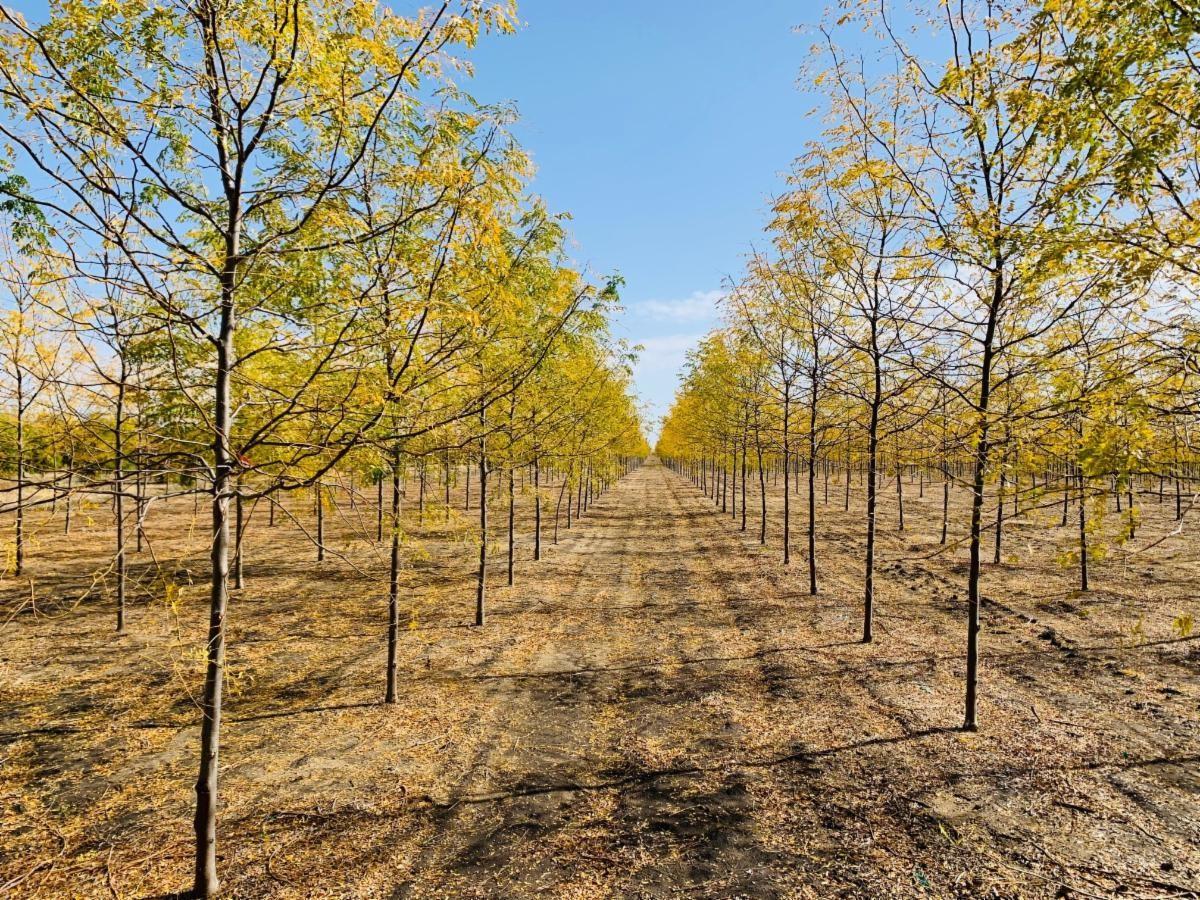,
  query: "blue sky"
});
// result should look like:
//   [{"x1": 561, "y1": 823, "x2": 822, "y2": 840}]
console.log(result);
[
  {"x1": 6, "y1": 0, "x2": 825, "y2": 440},
  {"x1": 469, "y1": 2, "x2": 823, "y2": 438}
]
